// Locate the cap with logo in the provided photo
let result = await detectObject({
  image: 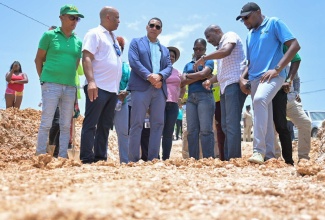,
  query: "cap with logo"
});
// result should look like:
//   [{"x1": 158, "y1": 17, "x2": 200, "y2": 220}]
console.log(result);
[
  {"x1": 60, "y1": 4, "x2": 84, "y2": 18},
  {"x1": 236, "y1": 2, "x2": 260, "y2": 20}
]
